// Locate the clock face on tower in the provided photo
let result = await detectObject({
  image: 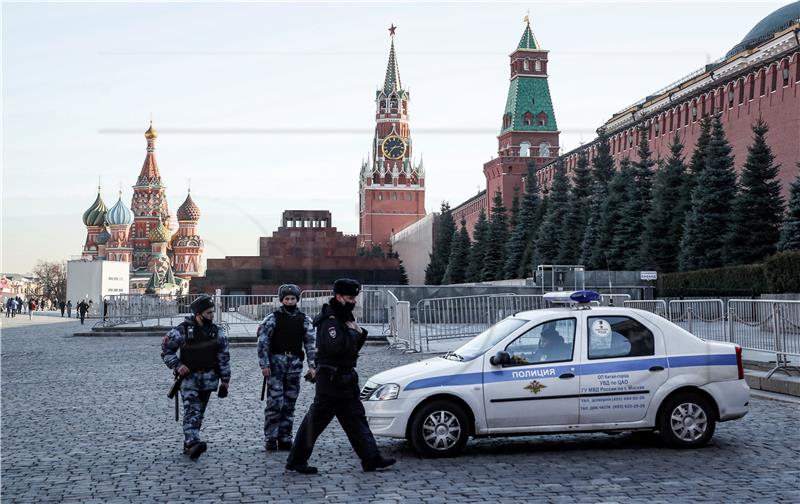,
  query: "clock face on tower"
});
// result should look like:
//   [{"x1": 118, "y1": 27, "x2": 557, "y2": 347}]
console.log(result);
[{"x1": 381, "y1": 136, "x2": 407, "y2": 160}]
